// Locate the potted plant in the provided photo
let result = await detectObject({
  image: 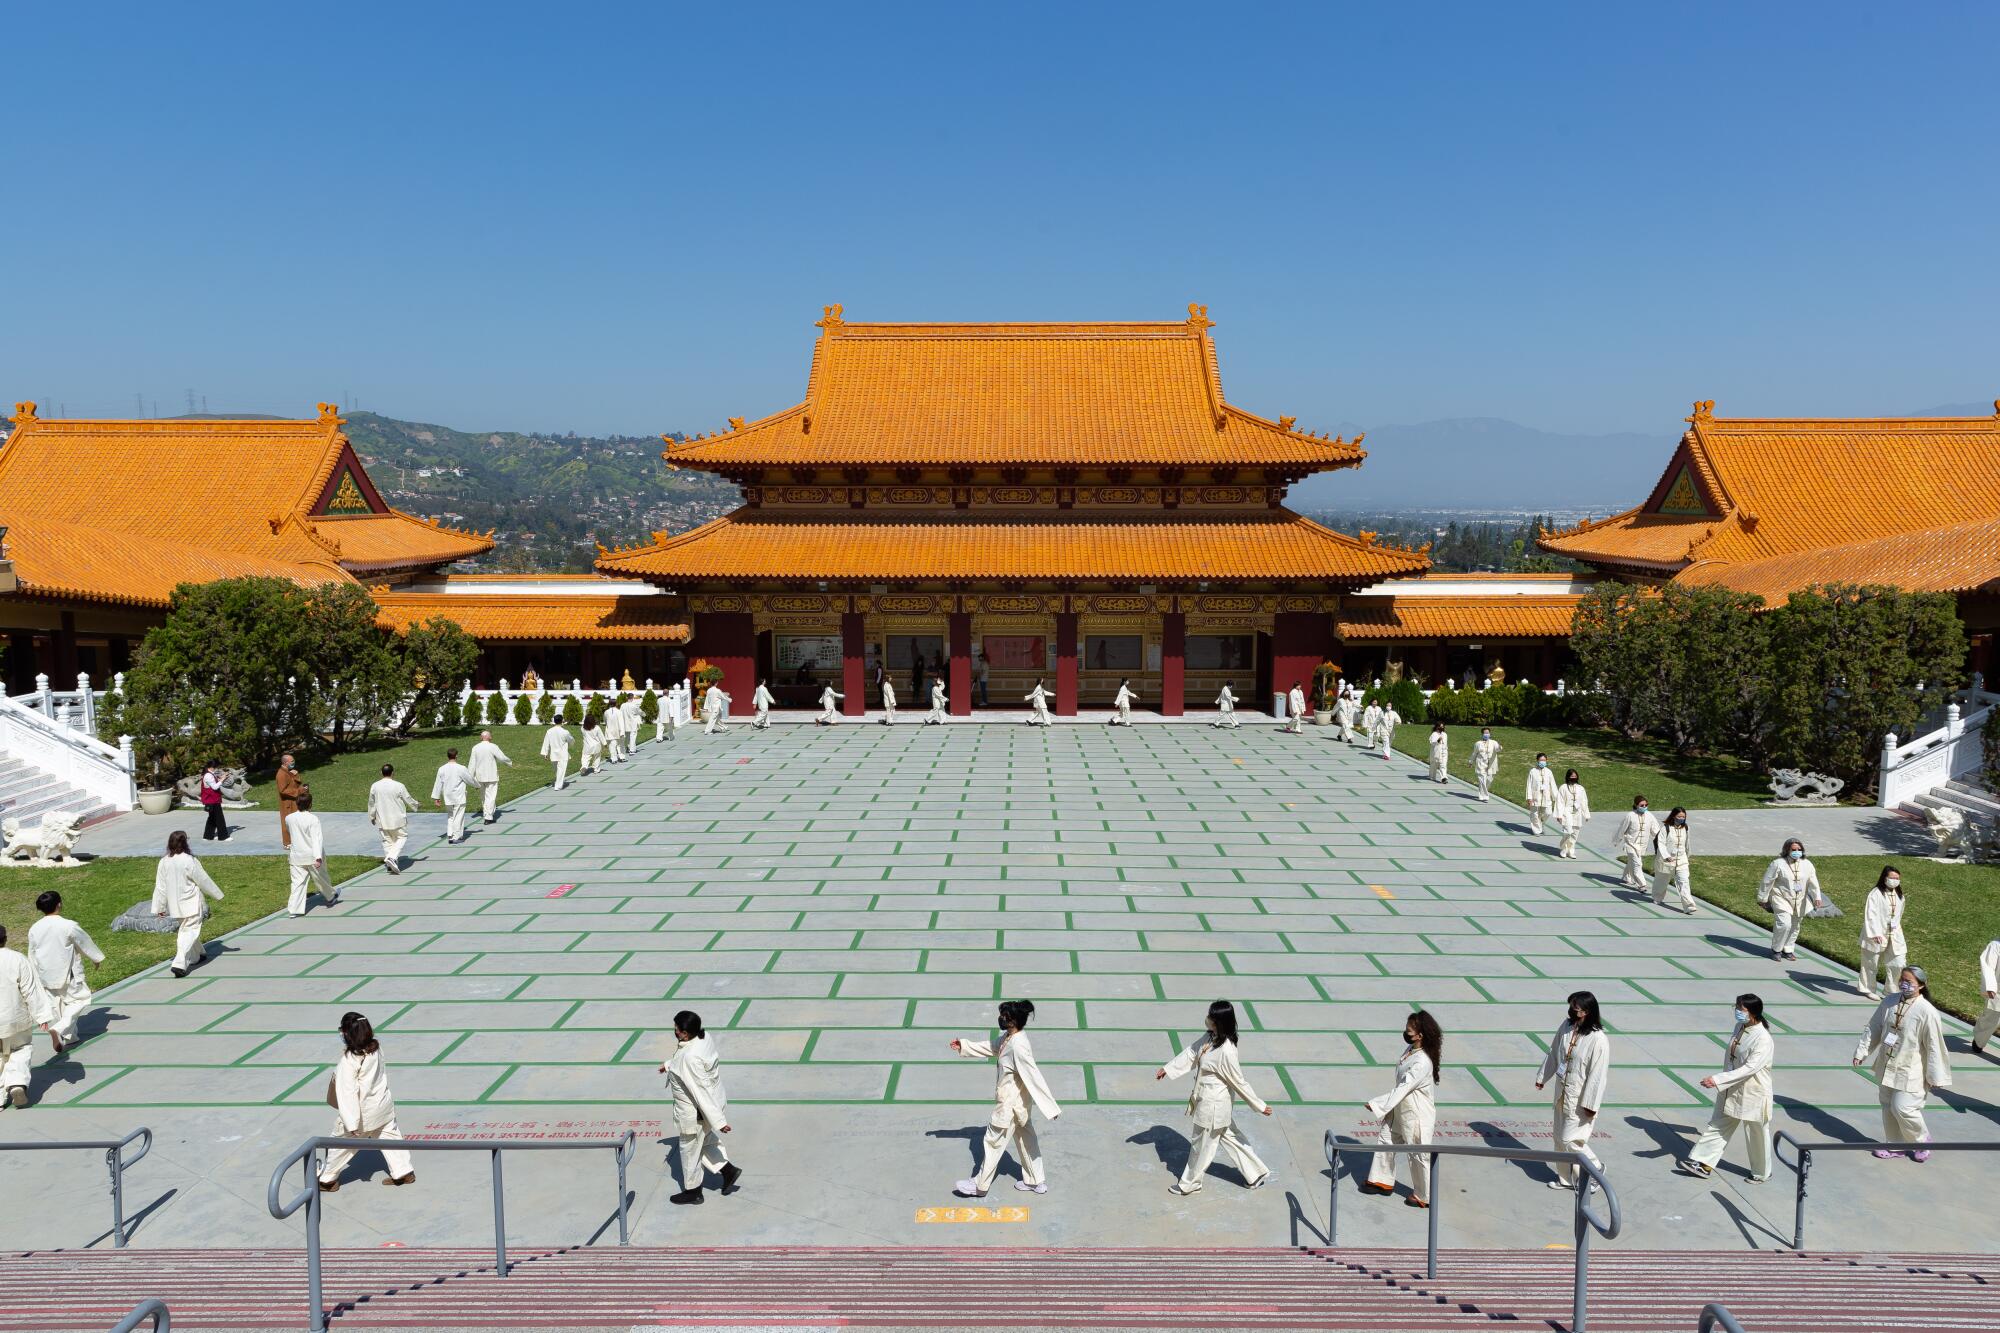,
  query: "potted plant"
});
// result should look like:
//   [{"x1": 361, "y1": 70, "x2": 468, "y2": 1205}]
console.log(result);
[
  {"x1": 135, "y1": 751, "x2": 175, "y2": 815},
  {"x1": 690, "y1": 658, "x2": 725, "y2": 712},
  {"x1": 1311, "y1": 660, "x2": 1340, "y2": 725}
]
